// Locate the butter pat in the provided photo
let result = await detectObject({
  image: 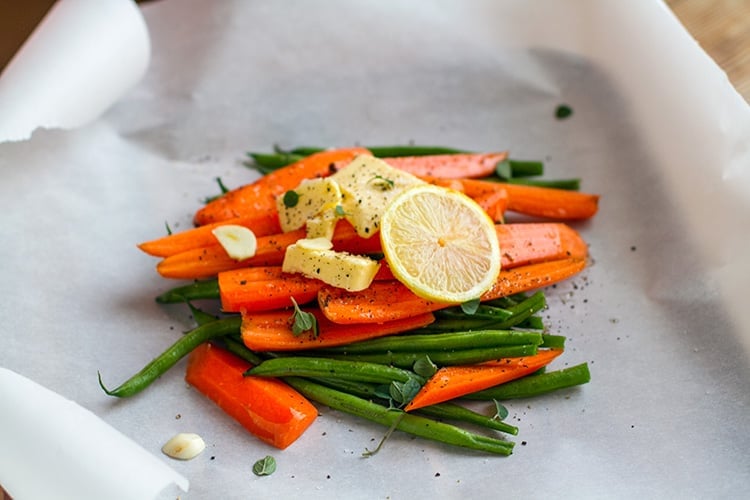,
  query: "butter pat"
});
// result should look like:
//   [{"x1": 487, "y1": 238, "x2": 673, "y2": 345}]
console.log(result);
[
  {"x1": 331, "y1": 154, "x2": 425, "y2": 238},
  {"x1": 276, "y1": 177, "x2": 342, "y2": 233},
  {"x1": 283, "y1": 238, "x2": 380, "y2": 291}
]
